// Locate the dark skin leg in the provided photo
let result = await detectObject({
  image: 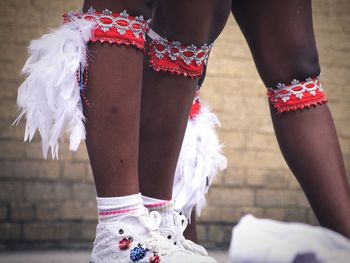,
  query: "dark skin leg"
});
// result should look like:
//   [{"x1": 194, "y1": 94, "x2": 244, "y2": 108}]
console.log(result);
[
  {"x1": 270, "y1": 104, "x2": 350, "y2": 238},
  {"x1": 82, "y1": 0, "x2": 149, "y2": 197},
  {"x1": 231, "y1": 0, "x2": 350, "y2": 238},
  {"x1": 182, "y1": 66, "x2": 208, "y2": 243},
  {"x1": 82, "y1": 0, "x2": 229, "y2": 242},
  {"x1": 139, "y1": 0, "x2": 231, "y2": 199},
  {"x1": 139, "y1": 0, "x2": 231, "y2": 241},
  {"x1": 183, "y1": 211, "x2": 199, "y2": 243}
]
